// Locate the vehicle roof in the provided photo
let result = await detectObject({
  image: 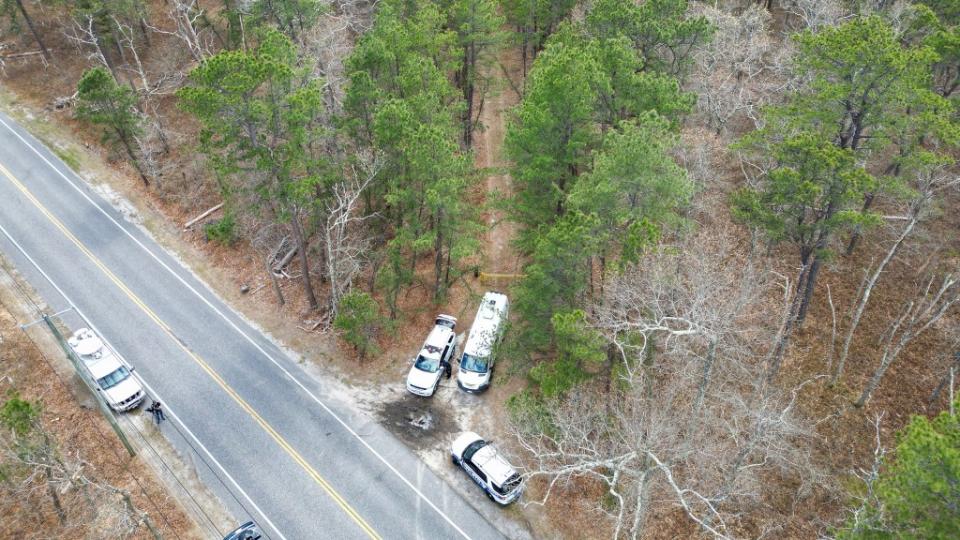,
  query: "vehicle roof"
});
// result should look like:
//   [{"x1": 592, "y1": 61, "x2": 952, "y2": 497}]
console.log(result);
[
  {"x1": 463, "y1": 292, "x2": 508, "y2": 357},
  {"x1": 68, "y1": 329, "x2": 123, "y2": 378},
  {"x1": 85, "y1": 352, "x2": 124, "y2": 378},
  {"x1": 472, "y1": 443, "x2": 518, "y2": 486},
  {"x1": 420, "y1": 320, "x2": 456, "y2": 359}
]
